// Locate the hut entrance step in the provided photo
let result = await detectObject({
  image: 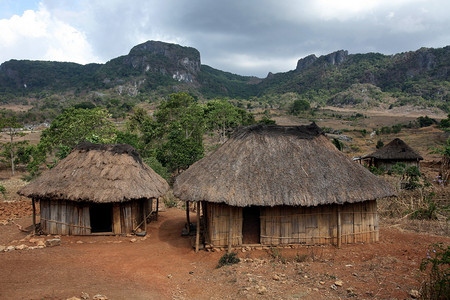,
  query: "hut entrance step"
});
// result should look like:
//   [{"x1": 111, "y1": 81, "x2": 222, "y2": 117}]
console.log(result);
[
  {"x1": 90, "y1": 203, "x2": 113, "y2": 233},
  {"x1": 242, "y1": 206, "x2": 260, "y2": 244}
]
